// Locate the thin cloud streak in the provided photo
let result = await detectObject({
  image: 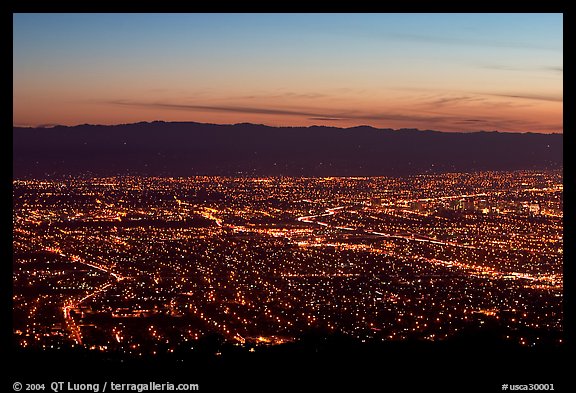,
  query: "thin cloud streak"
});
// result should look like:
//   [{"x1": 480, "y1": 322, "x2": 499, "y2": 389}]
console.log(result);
[
  {"x1": 102, "y1": 99, "x2": 559, "y2": 133},
  {"x1": 481, "y1": 64, "x2": 563, "y2": 74},
  {"x1": 405, "y1": 89, "x2": 561, "y2": 108},
  {"x1": 387, "y1": 32, "x2": 561, "y2": 52},
  {"x1": 107, "y1": 100, "x2": 453, "y2": 123},
  {"x1": 427, "y1": 95, "x2": 486, "y2": 107},
  {"x1": 239, "y1": 92, "x2": 328, "y2": 100},
  {"x1": 484, "y1": 93, "x2": 563, "y2": 103}
]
